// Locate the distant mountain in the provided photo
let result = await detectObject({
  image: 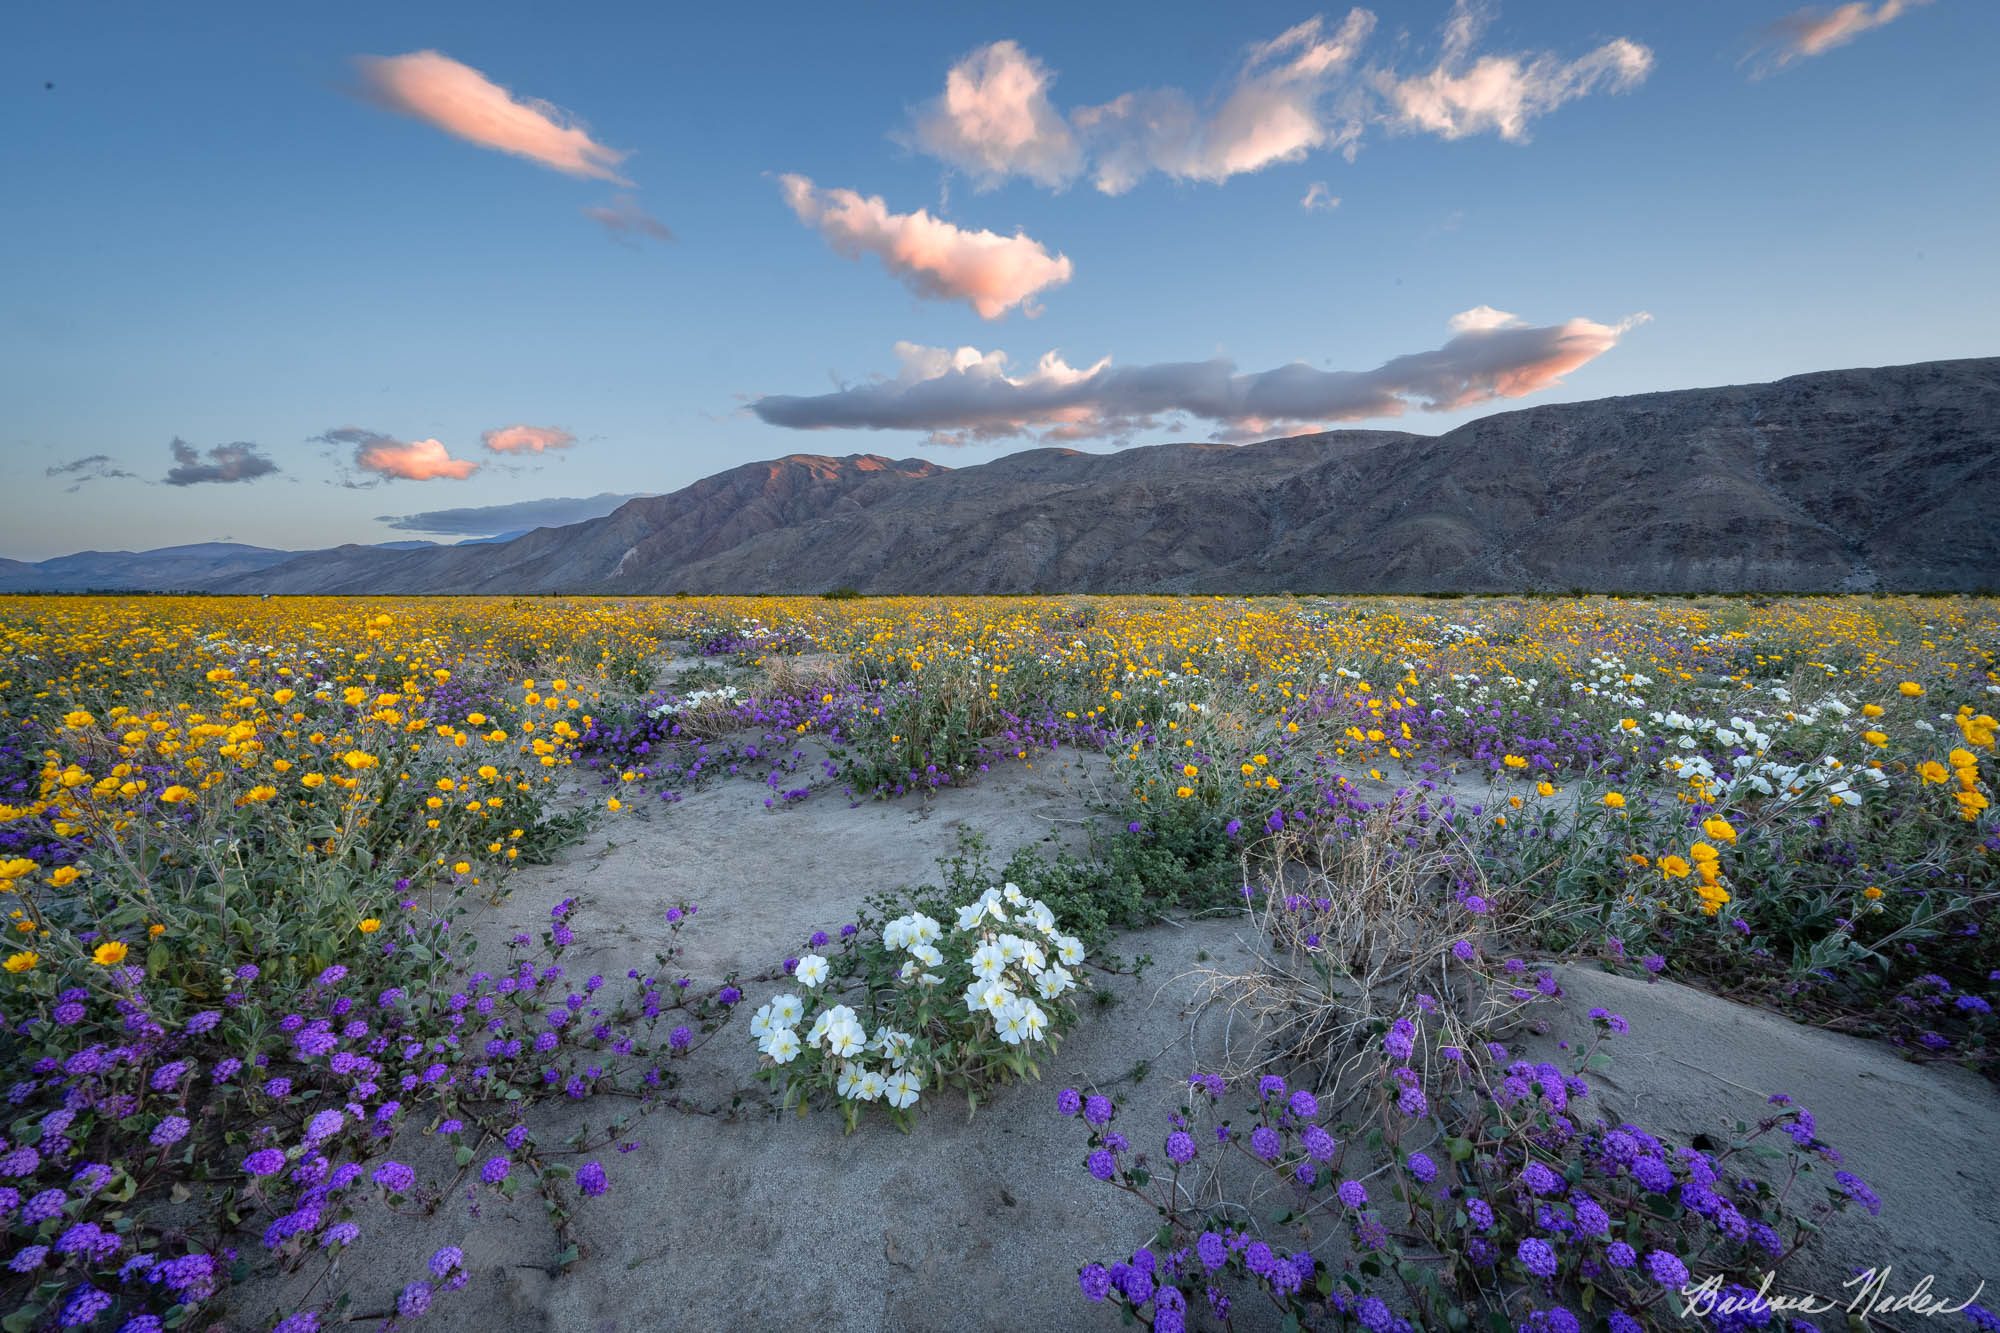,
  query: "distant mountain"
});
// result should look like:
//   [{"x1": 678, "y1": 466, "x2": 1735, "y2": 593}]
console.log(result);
[
  {"x1": 0, "y1": 540, "x2": 436, "y2": 593},
  {"x1": 222, "y1": 455, "x2": 947, "y2": 594},
  {"x1": 0, "y1": 542, "x2": 297, "y2": 592},
  {"x1": 12, "y1": 359, "x2": 1997, "y2": 595}
]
